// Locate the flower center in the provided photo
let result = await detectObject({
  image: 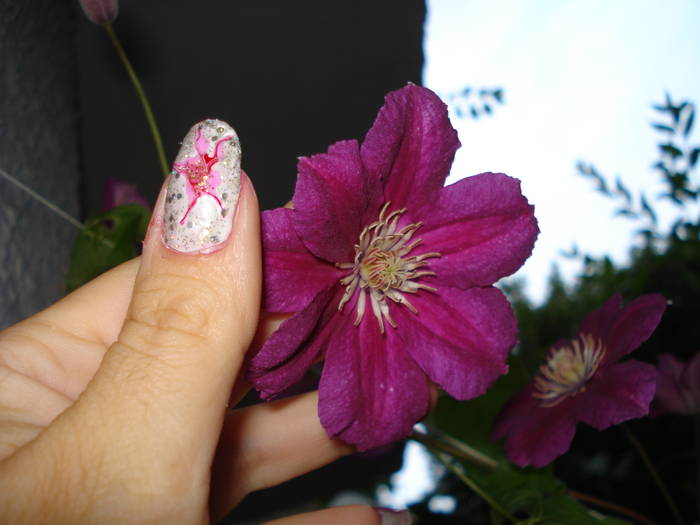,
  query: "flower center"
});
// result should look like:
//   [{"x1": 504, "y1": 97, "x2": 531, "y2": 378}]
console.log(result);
[
  {"x1": 533, "y1": 334, "x2": 605, "y2": 407},
  {"x1": 337, "y1": 202, "x2": 440, "y2": 333}
]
